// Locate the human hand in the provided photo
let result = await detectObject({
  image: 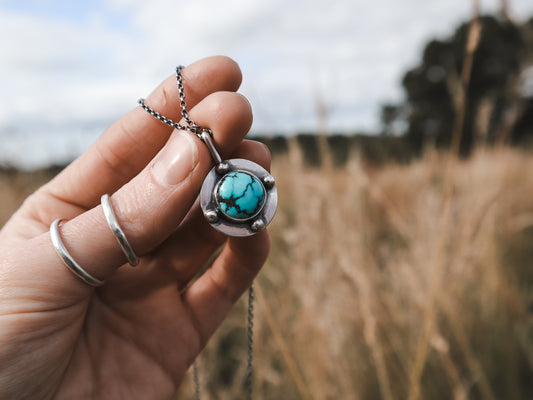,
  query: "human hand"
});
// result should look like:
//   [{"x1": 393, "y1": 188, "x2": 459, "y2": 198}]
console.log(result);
[{"x1": 0, "y1": 56, "x2": 271, "y2": 400}]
